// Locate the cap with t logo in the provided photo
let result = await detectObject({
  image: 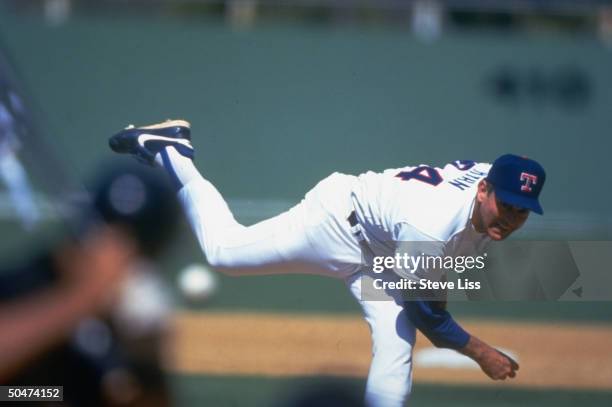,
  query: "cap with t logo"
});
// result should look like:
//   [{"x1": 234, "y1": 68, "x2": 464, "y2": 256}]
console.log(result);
[{"x1": 486, "y1": 154, "x2": 546, "y2": 215}]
